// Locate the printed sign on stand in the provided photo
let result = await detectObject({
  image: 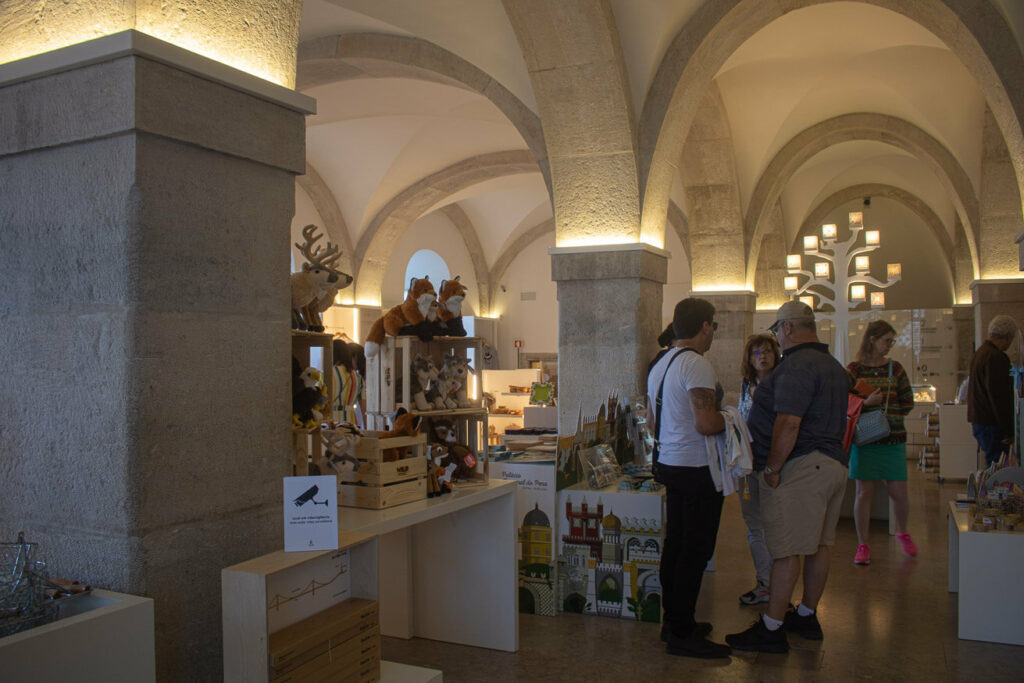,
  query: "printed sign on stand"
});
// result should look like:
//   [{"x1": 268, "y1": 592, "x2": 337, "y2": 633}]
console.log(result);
[{"x1": 284, "y1": 476, "x2": 339, "y2": 552}]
